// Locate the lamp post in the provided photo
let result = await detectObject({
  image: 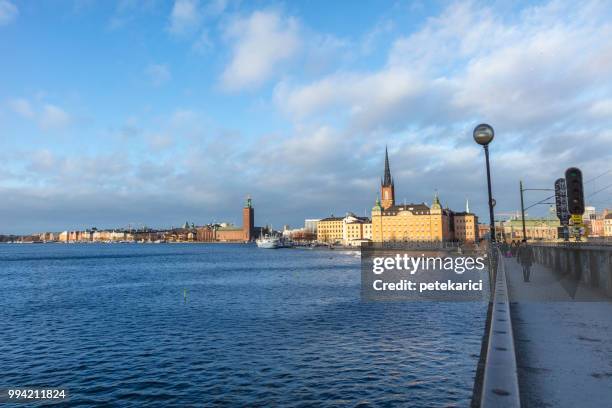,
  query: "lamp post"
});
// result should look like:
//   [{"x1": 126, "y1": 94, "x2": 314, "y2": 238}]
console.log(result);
[{"x1": 473, "y1": 124, "x2": 496, "y2": 242}]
